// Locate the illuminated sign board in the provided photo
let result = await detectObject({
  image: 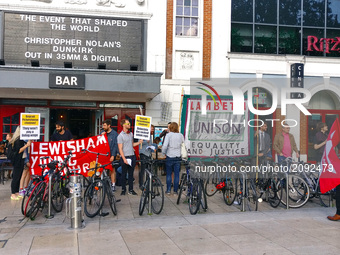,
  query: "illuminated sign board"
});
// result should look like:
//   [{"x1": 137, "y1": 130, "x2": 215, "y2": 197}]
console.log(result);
[{"x1": 4, "y1": 13, "x2": 144, "y2": 70}]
